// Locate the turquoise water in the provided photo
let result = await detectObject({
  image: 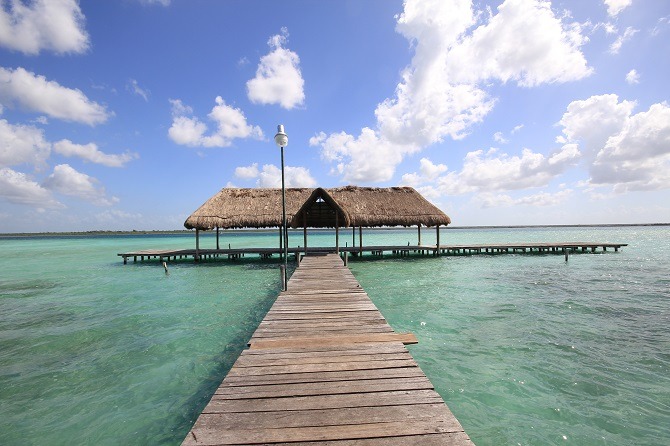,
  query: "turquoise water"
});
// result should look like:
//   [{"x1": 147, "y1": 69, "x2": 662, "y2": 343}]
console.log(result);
[{"x1": 1, "y1": 227, "x2": 668, "y2": 445}]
